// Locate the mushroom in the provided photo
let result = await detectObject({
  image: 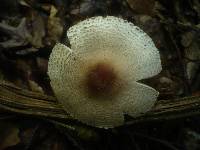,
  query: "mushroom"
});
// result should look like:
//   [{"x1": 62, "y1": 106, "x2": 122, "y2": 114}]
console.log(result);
[{"x1": 48, "y1": 16, "x2": 162, "y2": 128}]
